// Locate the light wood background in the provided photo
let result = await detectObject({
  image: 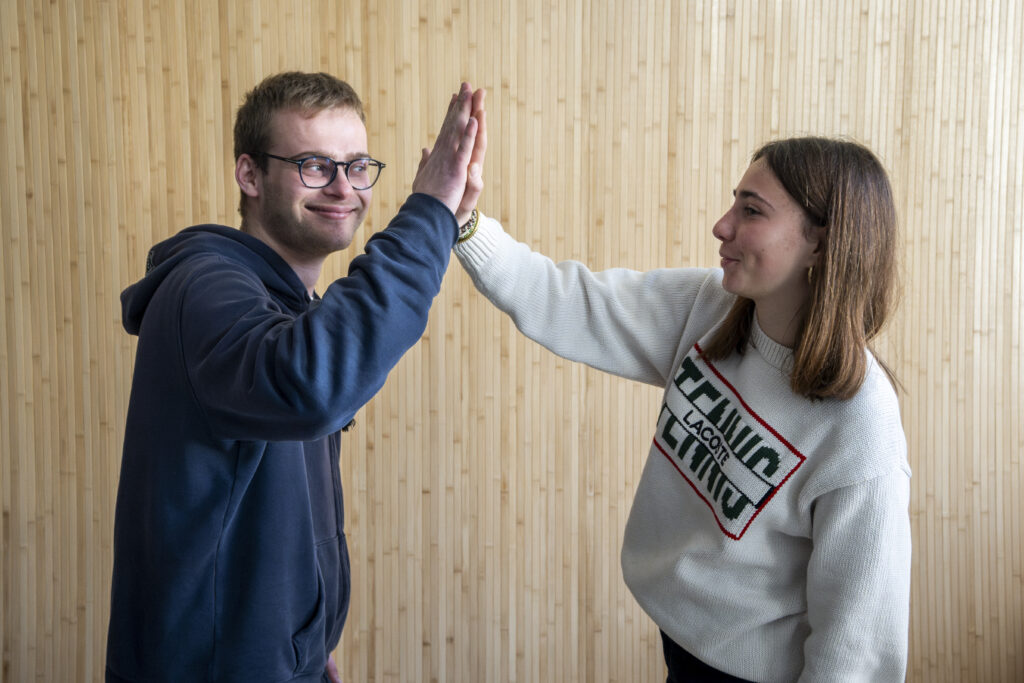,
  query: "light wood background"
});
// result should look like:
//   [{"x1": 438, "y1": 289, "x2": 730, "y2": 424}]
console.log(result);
[{"x1": 2, "y1": 1, "x2": 1022, "y2": 681}]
